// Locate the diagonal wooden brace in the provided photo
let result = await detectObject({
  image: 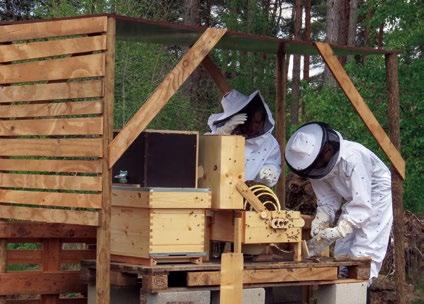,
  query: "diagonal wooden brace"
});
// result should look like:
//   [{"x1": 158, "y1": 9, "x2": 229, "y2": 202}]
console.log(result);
[
  {"x1": 315, "y1": 42, "x2": 405, "y2": 179},
  {"x1": 109, "y1": 28, "x2": 227, "y2": 168}
]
